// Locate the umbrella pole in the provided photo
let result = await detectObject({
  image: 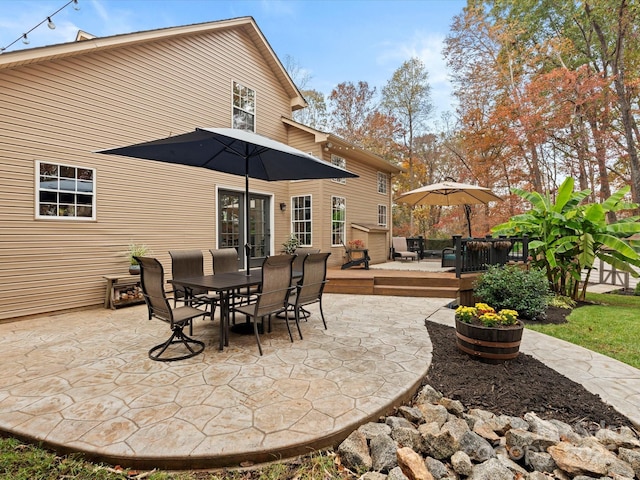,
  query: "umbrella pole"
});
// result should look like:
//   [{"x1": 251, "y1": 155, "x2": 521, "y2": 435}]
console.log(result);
[
  {"x1": 245, "y1": 166, "x2": 251, "y2": 276},
  {"x1": 465, "y1": 204, "x2": 472, "y2": 237}
]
